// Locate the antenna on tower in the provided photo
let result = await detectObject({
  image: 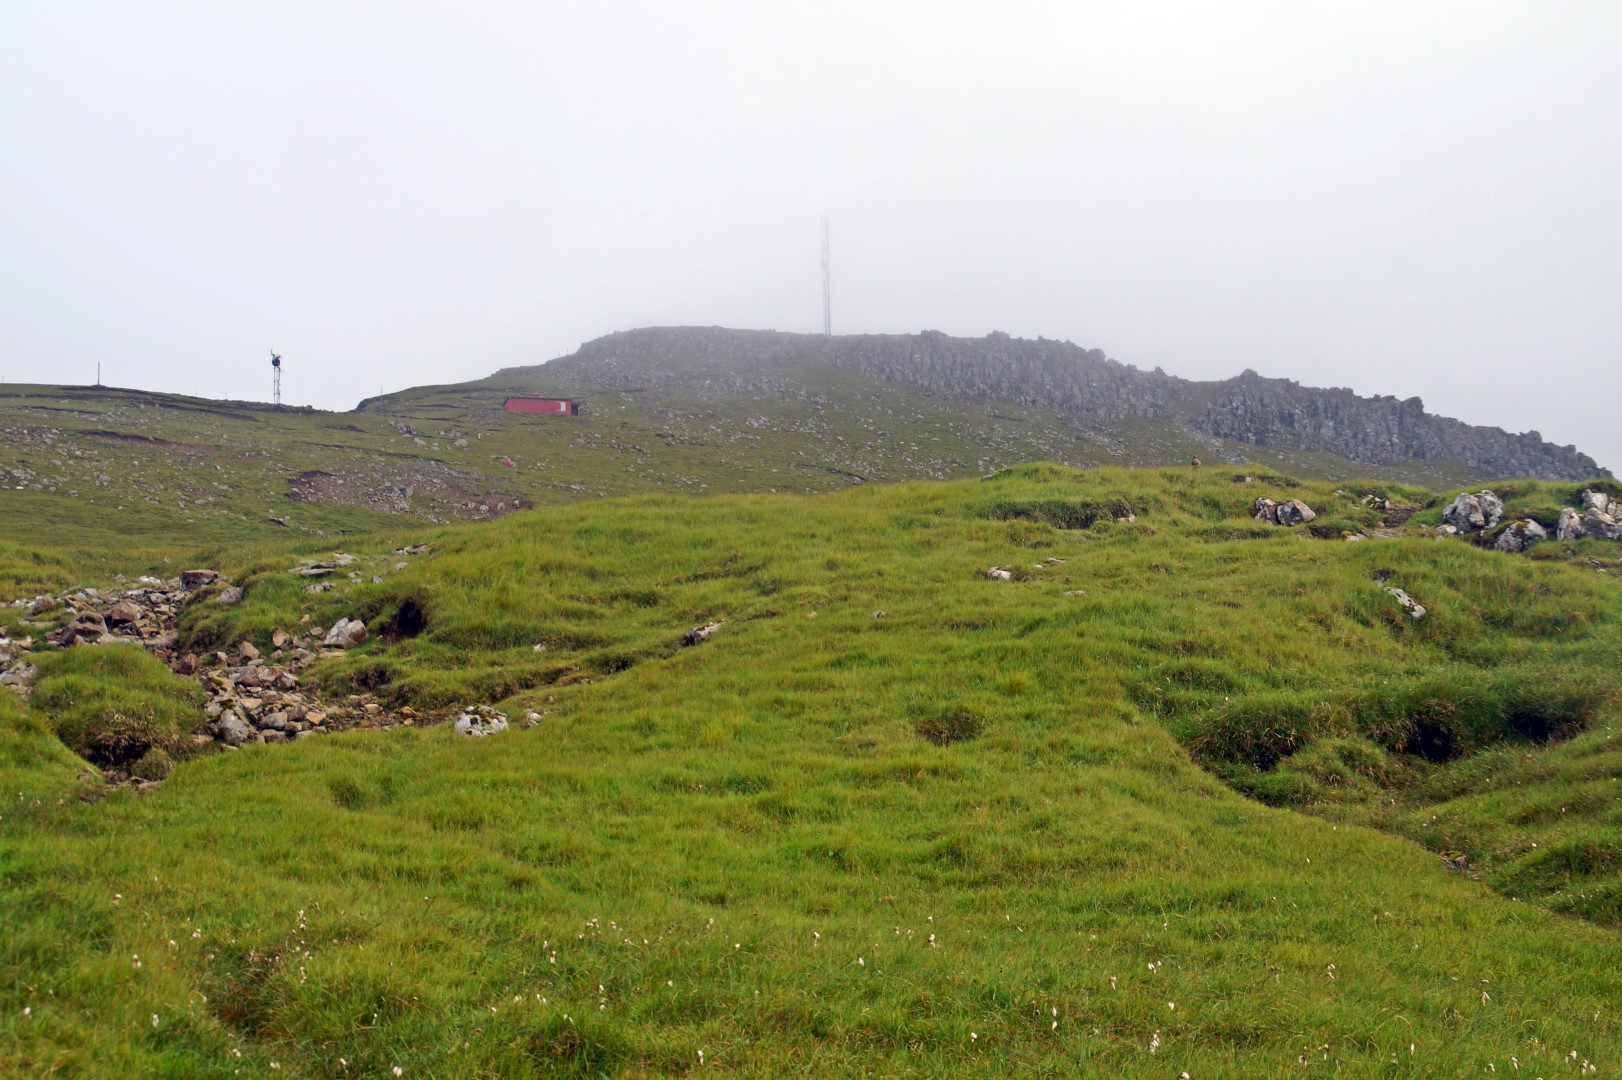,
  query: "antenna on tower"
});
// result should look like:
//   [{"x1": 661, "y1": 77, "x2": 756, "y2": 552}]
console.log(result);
[
  {"x1": 820, "y1": 216, "x2": 832, "y2": 337},
  {"x1": 271, "y1": 352, "x2": 282, "y2": 408}
]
